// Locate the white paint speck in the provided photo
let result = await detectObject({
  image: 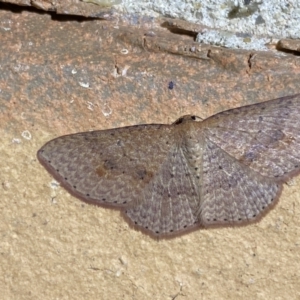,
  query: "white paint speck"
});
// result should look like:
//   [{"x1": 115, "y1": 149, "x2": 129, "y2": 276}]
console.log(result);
[
  {"x1": 21, "y1": 130, "x2": 32, "y2": 140},
  {"x1": 12, "y1": 138, "x2": 21, "y2": 144},
  {"x1": 86, "y1": 101, "x2": 95, "y2": 111},
  {"x1": 79, "y1": 82, "x2": 91, "y2": 88},
  {"x1": 121, "y1": 49, "x2": 129, "y2": 55},
  {"x1": 102, "y1": 104, "x2": 112, "y2": 117}
]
